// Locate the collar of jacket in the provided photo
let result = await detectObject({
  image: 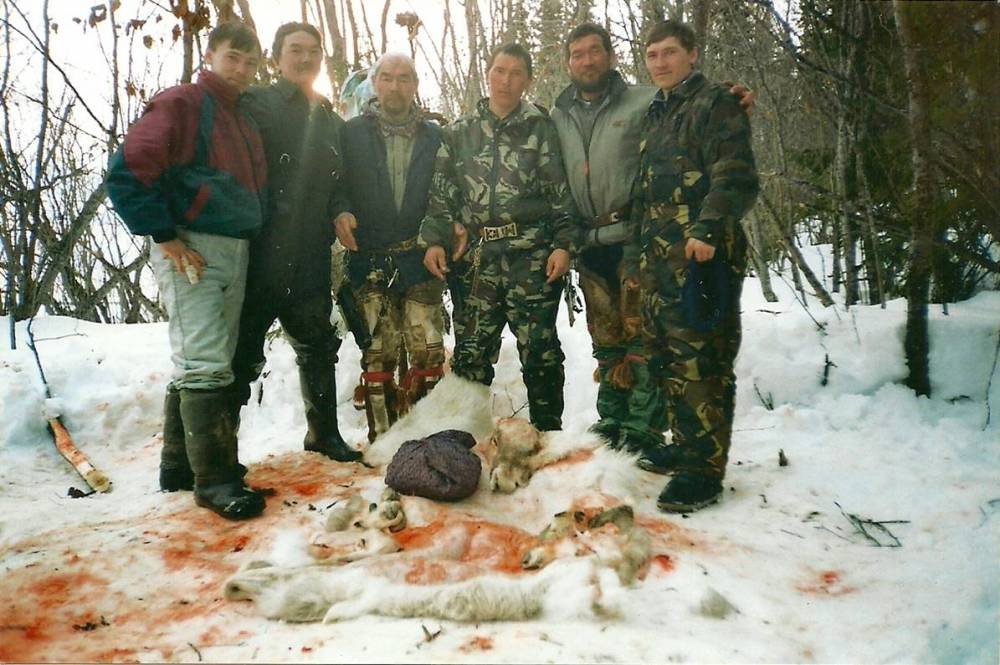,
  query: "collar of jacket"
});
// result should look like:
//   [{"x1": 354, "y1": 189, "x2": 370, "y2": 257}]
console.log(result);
[
  {"x1": 650, "y1": 71, "x2": 707, "y2": 109},
  {"x1": 361, "y1": 97, "x2": 424, "y2": 137},
  {"x1": 273, "y1": 76, "x2": 332, "y2": 109},
  {"x1": 197, "y1": 69, "x2": 241, "y2": 108},
  {"x1": 475, "y1": 97, "x2": 544, "y2": 126},
  {"x1": 554, "y1": 69, "x2": 629, "y2": 112}
]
